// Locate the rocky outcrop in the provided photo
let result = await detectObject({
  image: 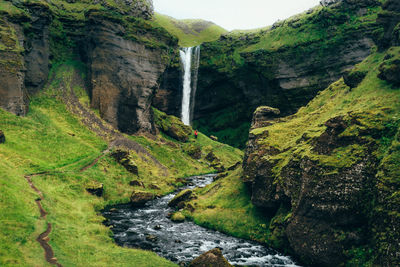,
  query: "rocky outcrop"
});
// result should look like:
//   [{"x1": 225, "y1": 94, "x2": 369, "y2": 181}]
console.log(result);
[
  {"x1": 378, "y1": 47, "x2": 400, "y2": 86},
  {"x1": 189, "y1": 248, "x2": 232, "y2": 267},
  {"x1": 153, "y1": 108, "x2": 192, "y2": 142},
  {"x1": 111, "y1": 149, "x2": 139, "y2": 175},
  {"x1": 243, "y1": 91, "x2": 400, "y2": 265},
  {"x1": 130, "y1": 191, "x2": 154, "y2": 206},
  {"x1": 375, "y1": 0, "x2": 400, "y2": 49}
]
